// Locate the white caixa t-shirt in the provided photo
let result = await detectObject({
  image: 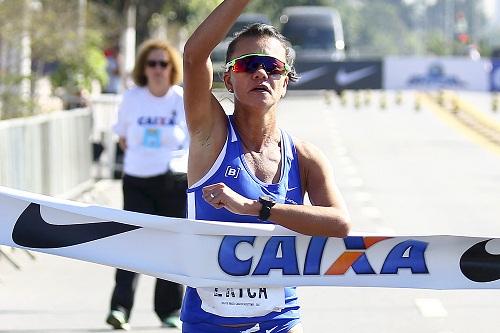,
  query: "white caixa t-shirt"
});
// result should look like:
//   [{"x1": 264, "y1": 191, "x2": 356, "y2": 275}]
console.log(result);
[{"x1": 113, "y1": 85, "x2": 188, "y2": 177}]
